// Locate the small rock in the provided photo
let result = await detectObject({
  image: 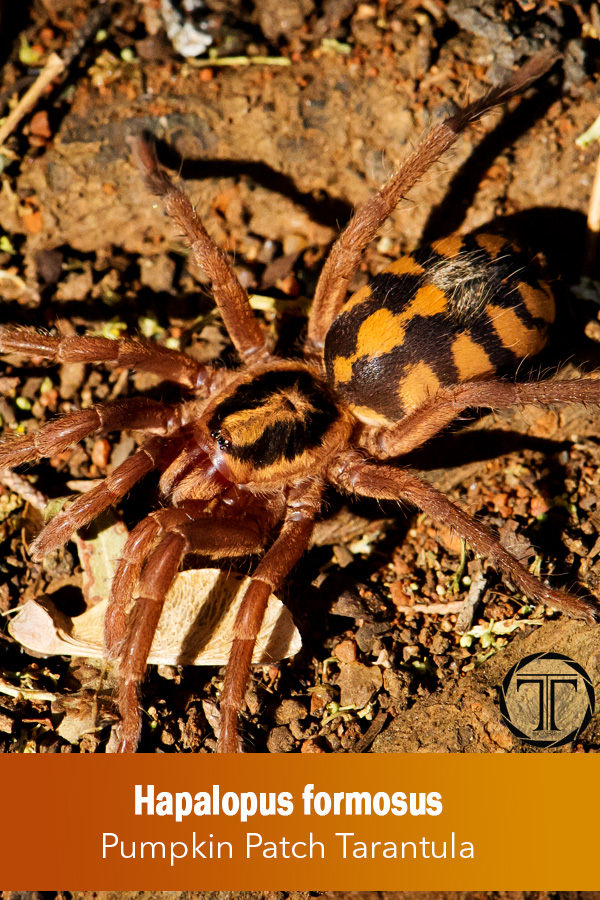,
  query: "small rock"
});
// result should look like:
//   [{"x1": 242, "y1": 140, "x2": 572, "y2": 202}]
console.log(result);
[
  {"x1": 337, "y1": 661, "x2": 382, "y2": 709},
  {"x1": 139, "y1": 255, "x2": 176, "y2": 293},
  {"x1": 283, "y1": 233, "x2": 308, "y2": 255},
  {"x1": 436, "y1": 524, "x2": 463, "y2": 555},
  {"x1": 274, "y1": 698, "x2": 307, "y2": 725},
  {"x1": 301, "y1": 737, "x2": 326, "y2": 753},
  {"x1": 332, "y1": 544, "x2": 354, "y2": 568},
  {"x1": 267, "y1": 725, "x2": 296, "y2": 753},
  {"x1": 340, "y1": 721, "x2": 362, "y2": 750},
  {"x1": 325, "y1": 733, "x2": 341, "y2": 751},
  {"x1": 256, "y1": 0, "x2": 315, "y2": 42},
  {"x1": 383, "y1": 669, "x2": 411, "y2": 710},
  {"x1": 0, "y1": 711, "x2": 14, "y2": 734},
  {"x1": 530, "y1": 495, "x2": 549, "y2": 518},
  {"x1": 431, "y1": 634, "x2": 451, "y2": 656},
  {"x1": 29, "y1": 110, "x2": 52, "y2": 139},
  {"x1": 499, "y1": 520, "x2": 535, "y2": 563},
  {"x1": 91, "y1": 438, "x2": 111, "y2": 469},
  {"x1": 182, "y1": 704, "x2": 205, "y2": 751},
  {"x1": 157, "y1": 665, "x2": 178, "y2": 681},
  {"x1": 333, "y1": 638, "x2": 357, "y2": 663},
  {"x1": 245, "y1": 684, "x2": 261, "y2": 716},
  {"x1": 402, "y1": 644, "x2": 420, "y2": 663},
  {"x1": 35, "y1": 249, "x2": 63, "y2": 284},
  {"x1": 289, "y1": 718, "x2": 311, "y2": 740},
  {"x1": 310, "y1": 685, "x2": 335, "y2": 717},
  {"x1": 55, "y1": 267, "x2": 93, "y2": 302},
  {"x1": 110, "y1": 435, "x2": 136, "y2": 469},
  {"x1": 79, "y1": 732, "x2": 101, "y2": 753},
  {"x1": 355, "y1": 621, "x2": 388, "y2": 653},
  {"x1": 485, "y1": 720, "x2": 514, "y2": 750},
  {"x1": 330, "y1": 590, "x2": 371, "y2": 619}
]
